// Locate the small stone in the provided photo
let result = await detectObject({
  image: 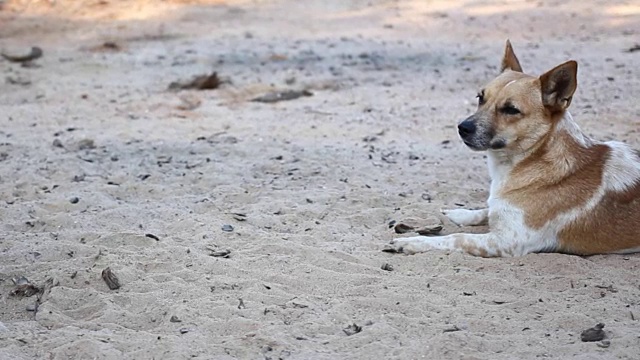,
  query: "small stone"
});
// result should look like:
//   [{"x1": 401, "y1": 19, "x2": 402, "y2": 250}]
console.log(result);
[
  {"x1": 69, "y1": 197, "x2": 79, "y2": 204},
  {"x1": 10, "y1": 284, "x2": 41, "y2": 297},
  {"x1": 416, "y1": 225, "x2": 444, "y2": 235},
  {"x1": 12, "y1": 276, "x2": 29, "y2": 286},
  {"x1": 343, "y1": 323, "x2": 362, "y2": 336},
  {"x1": 52, "y1": 139, "x2": 63, "y2": 148},
  {"x1": 77, "y1": 139, "x2": 96, "y2": 150},
  {"x1": 597, "y1": 340, "x2": 611, "y2": 348},
  {"x1": 581, "y1": 323, "x2": 605, "y2": 342},
  {"x1": 101, "y1": 267, "x2": 121, "y2": 290},
  {"x1": 381, "y1": 263, "x2": 394, "y2": 271},
  {"x1": 170, "y1": 315, "x2": 182, "y2": 323},
  {"x1": 222, "y1": 224, "x2": 234, "y2": 232},
  {"x1": 209, "y1": 249, "x2": 231, "y2": 258},
  {"x1": 393, "y1": 217, "x2": 443, "y2": 235},
  {"x1": 25, "y1": 304, "x2": 37, "y2": 312},
  {"x1": 179, "y1": 328, "x2": 189, "y2": 334},
  {"x1": 443, "y1": 325, "x2": 462, "y2": 333}
]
